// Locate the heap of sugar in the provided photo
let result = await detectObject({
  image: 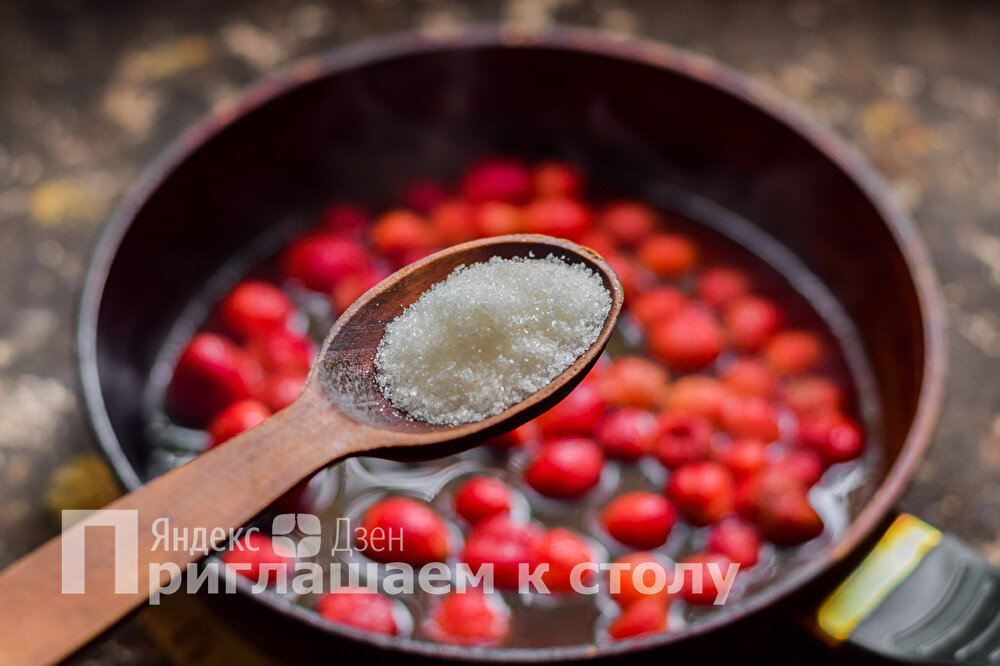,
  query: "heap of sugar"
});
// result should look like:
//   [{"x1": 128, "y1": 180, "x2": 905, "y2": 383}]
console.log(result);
[{"x1": 374, "y1": 254, "x2": 612, "y2": 425}]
